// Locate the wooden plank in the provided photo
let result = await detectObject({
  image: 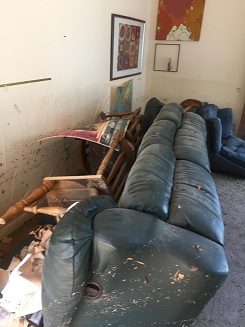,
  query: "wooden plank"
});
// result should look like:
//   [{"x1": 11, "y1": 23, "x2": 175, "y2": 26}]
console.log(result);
[{"x1": 43, "y1": 175, "x2": 103, "y2": 181}]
